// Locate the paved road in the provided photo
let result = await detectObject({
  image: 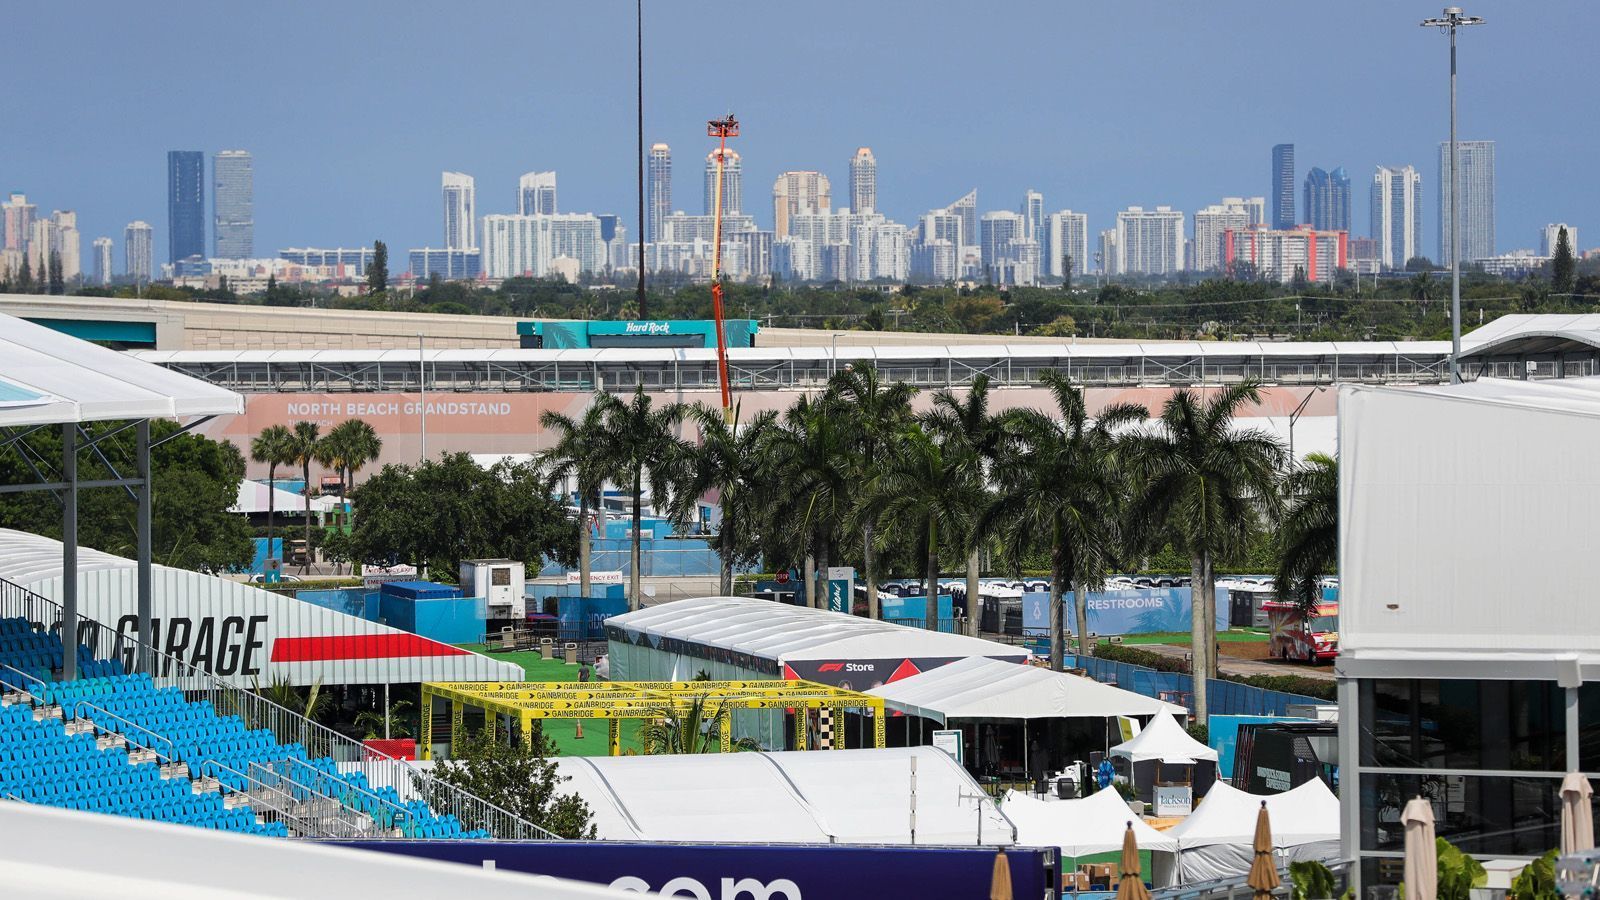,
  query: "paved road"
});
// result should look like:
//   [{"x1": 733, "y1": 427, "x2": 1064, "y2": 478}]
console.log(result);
[{"x1": 1132, "y1": 642, "x2": 1336, "y2": 682}]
